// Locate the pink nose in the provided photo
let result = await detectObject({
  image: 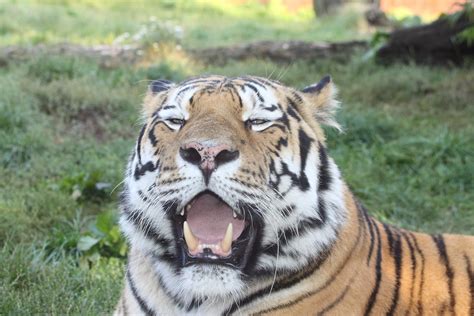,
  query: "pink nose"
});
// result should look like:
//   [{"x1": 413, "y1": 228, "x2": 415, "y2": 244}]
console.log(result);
[{"x1": 179, "y1": 142, "x2": 239, "y2": 184}]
